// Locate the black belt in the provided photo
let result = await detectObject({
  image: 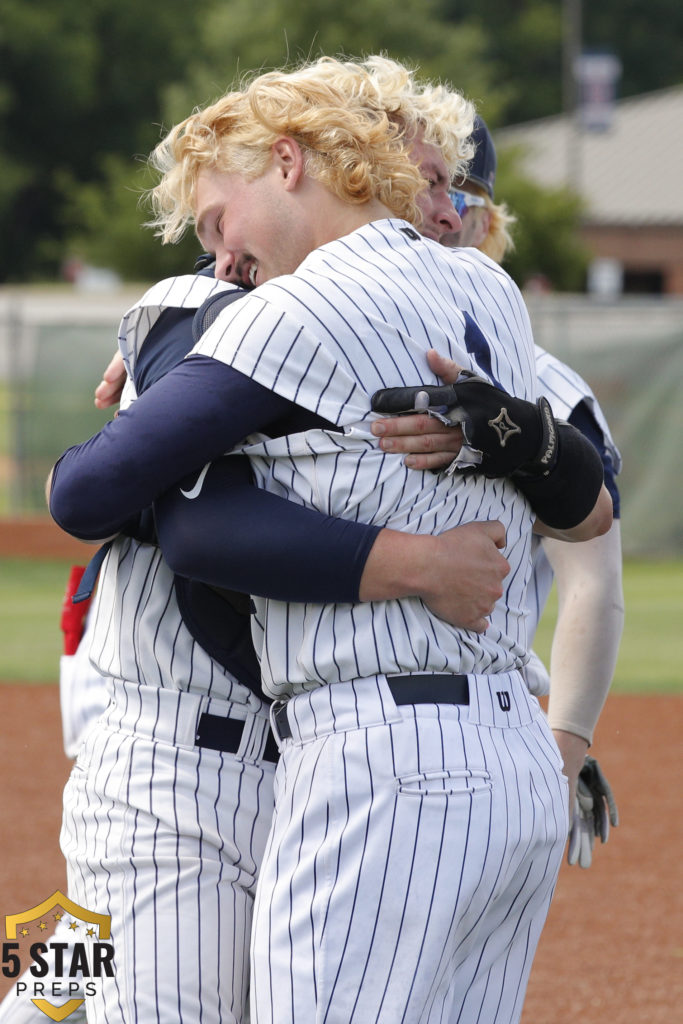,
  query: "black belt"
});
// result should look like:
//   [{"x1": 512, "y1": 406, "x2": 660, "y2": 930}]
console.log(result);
[
  {"x1": 195, "y1": 713, "x2": 279, "y2": 763},
  {"x1": 273, "y1": 674, "x2": 470, "y2": 741}
]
